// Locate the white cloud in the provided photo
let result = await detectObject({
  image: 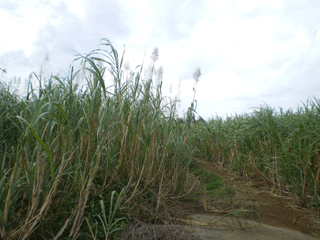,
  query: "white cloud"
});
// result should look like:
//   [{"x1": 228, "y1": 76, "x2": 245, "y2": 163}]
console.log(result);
[{"x1": 1, "y1": 0, "x2": 320, "y2": 119}]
